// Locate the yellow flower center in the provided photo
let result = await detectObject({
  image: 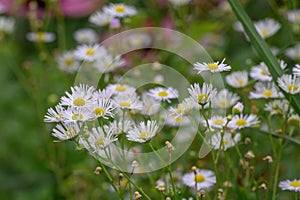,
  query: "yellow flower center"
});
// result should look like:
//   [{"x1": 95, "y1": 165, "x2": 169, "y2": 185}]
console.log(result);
[
  {"x1": 139, "y1": 131, "x2": 151, "y2": 141},
  {"x1": 73, "y1": 97, "x2": 86, "y2": 106},
  {"x1": 64, "y1": 58, "x2": 74, "y2": 66},
  {"x1": 218, "y1": 100, "x2": 230, "y2": 108},
  {"x1": 222, "y1": 139, "x2": 229, "y2": 145},
  {"x1": 119, "y1": 101, "x2": 131, "y2": 107},
  {"x1": 198, "y1": 94, "x2": 208, "y2": 103},
  {"x1": 158, "y1": 91, "x2": 169, "y2": 97},
  {"x1": 238, "y1": 79, "x2": 243, "y2": 86},
  {"x1": 263, "y1": 90, "x2": 273, "y2": 97},
  {"x1": 95, "y1": 137, "x2": 105, "y2": 146},
  {"x1": 66, "y1": 128, "x2": 76, "y2": 137},
  {"x1": 176, "y1": 116, "x2": 183, "y2": 123},
  {"x1": 115, "y1": 5, "x2": 125, "y2": 13},
  {"x1": 37, "y1": 32, "x2": 45, "y2": 41},
  {"x1": 260, "y1": 70, "x2": 268, "y2": 76},
  {"x1": 236, "y1": 119, "x2": 247, "y2": 126},
  {"x1": 115, "y1": 85, "x2": 126, "y2": 92},
  {"x1": 290, "y1": 181, "x2": 300, "y2": 187},
  {"x1": 86, "y1": 48, "x2": 95, "y2": 55},
  {"x1": 71, "y1": 114, "x2": 84, "y2": 120},
  {"x1": 94, "y1": 108, "x2": 105, "y2": 116},
  {"x1": 287, "y1": 84, "x2": 298, "y2": 93},
  {"x1": 207, "y1": 63, "x2": 219, "y2": 70},
  {"x1": 194, "y1": 174, "x2": 205, "y2": 183},
  {"x1": 261, "y1": 29, "x2": 268, "y2": 38},
  {"x1": 213, "y1": 119, "x2": 225, "y2": 125}
]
